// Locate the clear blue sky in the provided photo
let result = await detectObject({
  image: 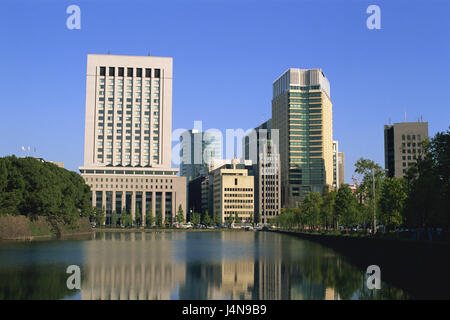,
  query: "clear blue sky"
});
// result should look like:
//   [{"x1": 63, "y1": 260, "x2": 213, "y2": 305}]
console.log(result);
[{"x1": 1, "y1": 0, "x2": 449, "y2": 184}]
